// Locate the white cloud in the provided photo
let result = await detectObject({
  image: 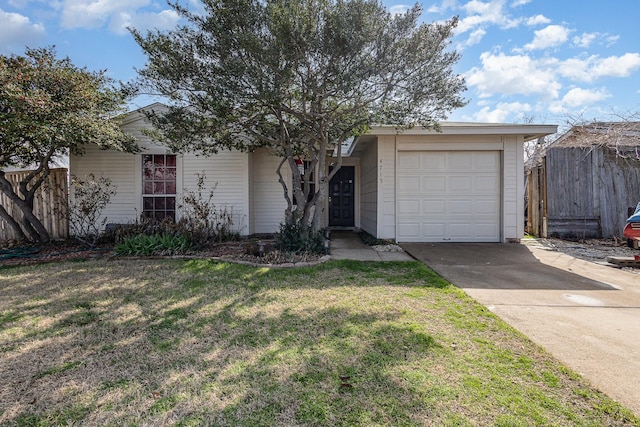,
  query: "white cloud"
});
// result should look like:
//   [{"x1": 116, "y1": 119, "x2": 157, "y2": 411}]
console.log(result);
[
  {"x1": 548, "y1": 87, "x2": 611, "y2": 114},
  {"x1": 558, "y1": 53, "x2": 640, "y2": 83},
  {"x1": 466, "y1": 52, "x2": 561, "y2": 100},
  {"x1": 524, "y1": 24, "x2": 570, "y2": 50},
  {"x1": 59, "y1": 0, "x2": 148, "y2": 29},
  {"x1": 110, "y1": 9, "x2": 180, "y2": 34},
  {"x1": 472, "y1": 101, "x2": 532, "y2": 122},
  {"x1": 57, "y1": 0, "x2": 178, "y2": 34},
  {"x1": 561, "y1": 87, "x2": 610, "y2": 108},
  {"x1": 593, "y1": 53, "x2": 640, "y2": 79},
  {"x1": 389, "y1": 4, "x2": 411, "y2": 15},
  {"x1": 510, "y1": 0, "x2": 531, "y2": 6},
  {"x1": 457, "y1": 0, "x2": 520, "y2": 33},
  {"x1": 605, "y1": 34, "x2": 620, "y2": 46},
  {"x1": 427, "y1": 0, "x2": 458, "y2": 14},
  {"x1": 572, "y1": 32, "x2": 620, "y2": 49},
  {"x1": 525, "y1": 15, "x2": 550, "y2": 26},
  {"x1": 457, "y1": 28, "x2": 486, "y2": 50},
  {"x1": 572, "y1": 32, "x2": 597, "y2": 48},
  {"x1": 0, "y1": 8, "x2": 46, "y2": 52}
]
